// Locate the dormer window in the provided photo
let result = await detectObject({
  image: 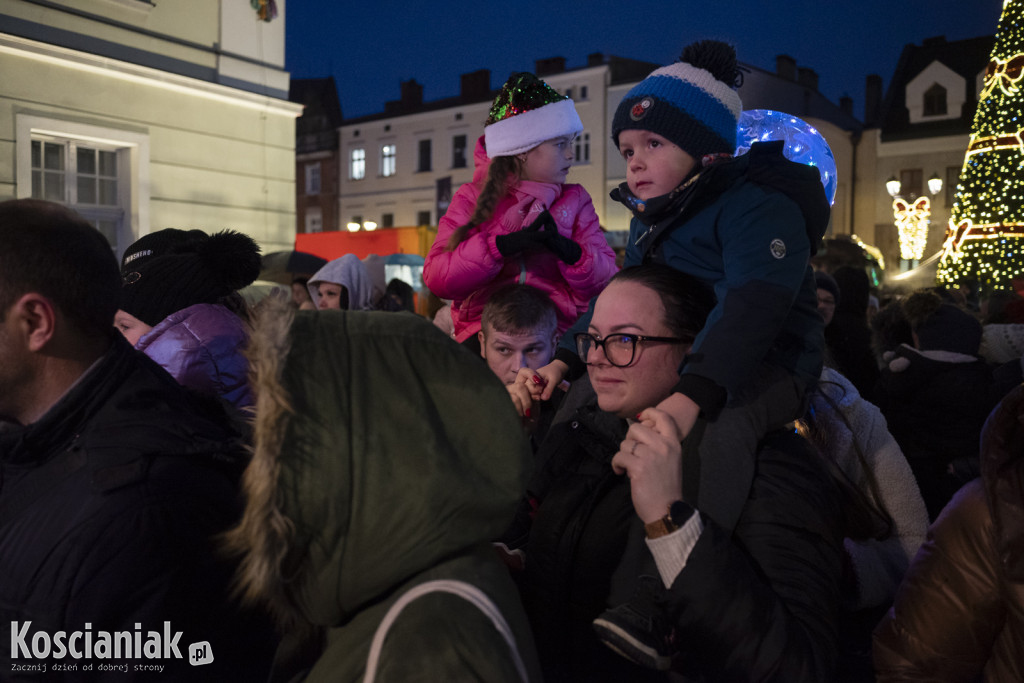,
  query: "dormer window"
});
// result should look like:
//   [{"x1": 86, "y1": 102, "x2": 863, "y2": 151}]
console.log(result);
[
  {"x1": 923, "y1": 83, "x2": 947, "y2": 117},
  {"x1": 906, "y1": 61, "x2": 962, "y2": 123}
]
